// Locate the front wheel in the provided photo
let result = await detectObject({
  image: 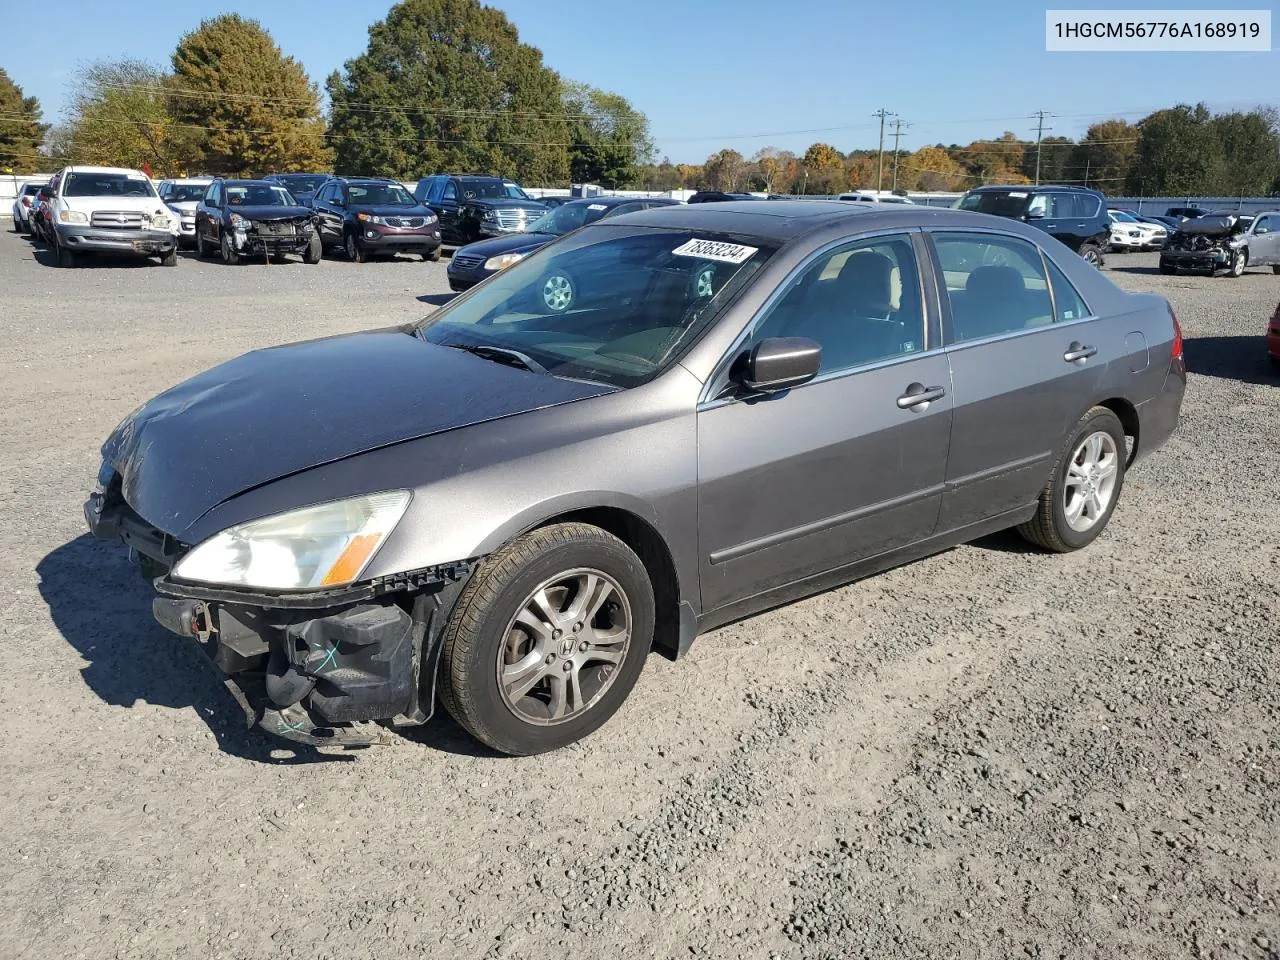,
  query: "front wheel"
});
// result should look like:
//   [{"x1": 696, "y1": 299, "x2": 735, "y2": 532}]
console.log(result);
[
  {"x1": 195, "y1": 231, "x2": 209, "y2": 259},
  {"x1": 159, "y1": 247, "x2": 178, "y2": 267},
  {"x1": 56, "y1": 242, "x2": 76, "y2": 268},
  {"x1": 438, "y1": 522, "x2": 654, "y2": 755},
  {"x1": 303, "y1": 233, "x2": 322, "y2": 264},
  {"x1": 1227, "y1": 248, "x2": 1247, "y2": 277},
  {"x1": 1159, "y1": 261, "x2": 1177, "y2": 275},
  {"x1": 1017, "y1": 407, "x2": 1126, "y2": 553},
  {"x1": 424, "y1": 245, "x2": 442, "y2": 262},
  {"x1": 220, "y1": 232, "x2": 239, "y2": 265},
  {"x1": 344, "y1": 231, "x2": 366, "y2": 263},
  {"x1": 1079, "y1": 243, "x2": 1103, "y2": 268}
]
